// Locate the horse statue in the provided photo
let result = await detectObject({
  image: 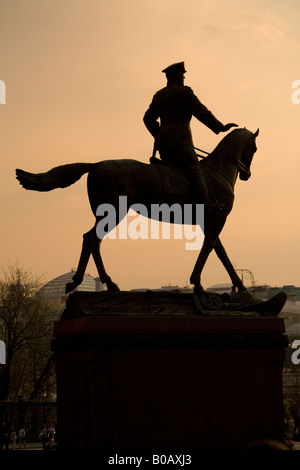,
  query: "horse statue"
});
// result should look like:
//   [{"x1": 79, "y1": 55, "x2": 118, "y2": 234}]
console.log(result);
[{"x1": 16, "y1": 127, "x2": 259, "y2": 295}]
